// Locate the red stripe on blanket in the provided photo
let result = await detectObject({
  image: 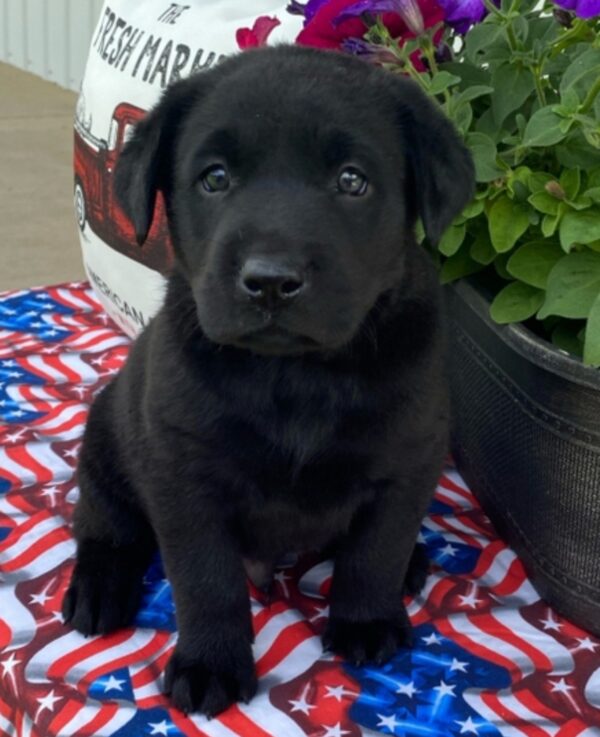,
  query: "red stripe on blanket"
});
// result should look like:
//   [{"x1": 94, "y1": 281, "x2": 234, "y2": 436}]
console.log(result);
[
  {"x1": 5, "y1": 445, "x2": 54, "y2": 485},
  {"x1": 256, "y1": 620, "x2": 315, "y2": 677}
]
